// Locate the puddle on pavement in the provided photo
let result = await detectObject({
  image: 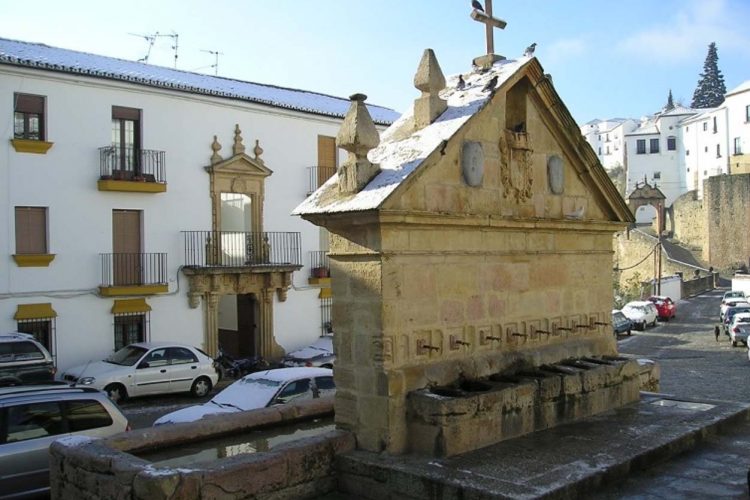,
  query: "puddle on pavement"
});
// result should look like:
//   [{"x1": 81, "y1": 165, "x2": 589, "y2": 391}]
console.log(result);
[
  {"x1": 650, "y1": 399, "x2": 715, "y2": 411},
  {"x1": 136, "y1": 417, "x2": 335, "y2": 468}
]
